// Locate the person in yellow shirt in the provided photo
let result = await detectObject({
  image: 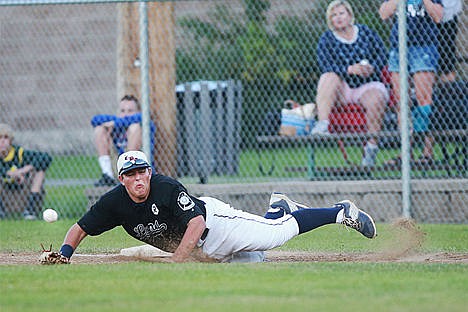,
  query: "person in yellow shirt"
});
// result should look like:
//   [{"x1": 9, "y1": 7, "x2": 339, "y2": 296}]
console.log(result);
[{"x1": 0, "y1": 123, "x2": 52, "y2": 219}]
